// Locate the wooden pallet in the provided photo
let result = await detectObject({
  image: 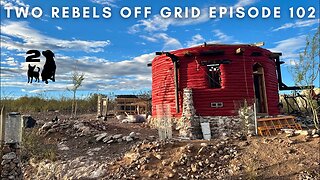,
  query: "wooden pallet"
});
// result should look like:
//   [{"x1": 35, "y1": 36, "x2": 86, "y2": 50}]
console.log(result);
[{"x1": 257, "y1": 116, "x2": 302, "y2": 136}]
